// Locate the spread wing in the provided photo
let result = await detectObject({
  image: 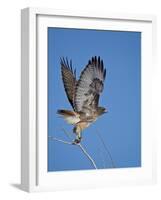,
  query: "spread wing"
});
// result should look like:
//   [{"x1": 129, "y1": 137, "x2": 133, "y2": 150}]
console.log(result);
[
  {"x1": 74, "y1": 56, "x2": 106, "y2": 112},
  {"x1": 60, "y1": 57, "x2": 77, "y2": 110}
]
